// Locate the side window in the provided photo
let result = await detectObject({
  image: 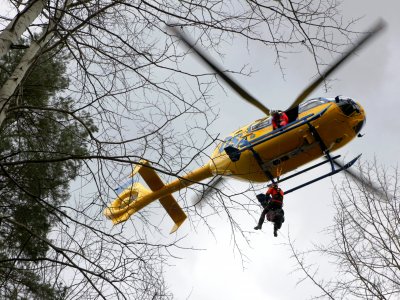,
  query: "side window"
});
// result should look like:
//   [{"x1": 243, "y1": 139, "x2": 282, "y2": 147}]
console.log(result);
[
  {"x1": 237, "y1": 136, "x2": 250, "y2": 149},
  {"x1": 219, "y1": 133, "x2": 247, "y2": 153},
  {"x1": 218, "y1": 136, "x2": 232, "y2": 153},
  {"x1": 230, "y1": 133, "x2": 242, "y2": 148},
  {"x1": 299, "y1": 99, "x2": 325, "y2": 113},
  {"x1": 250, "y1": 118, "x2": 272, "y2": 132}
]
